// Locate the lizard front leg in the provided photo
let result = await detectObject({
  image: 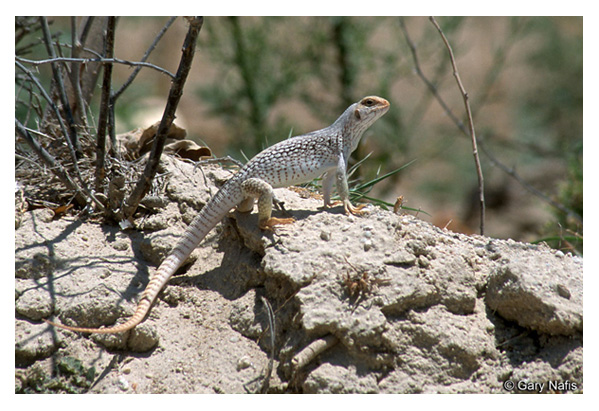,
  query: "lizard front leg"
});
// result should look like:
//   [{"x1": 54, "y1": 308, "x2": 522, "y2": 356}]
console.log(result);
[
  {"x1": 241, "y1": 178, "x2": 295, "y2": 230},
  {"x1": 321, "y1": 170, "x2": 336, "y2": 208},
  {"x1": 335, "y1": 156, "x2": 368, "y2": 216}
]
